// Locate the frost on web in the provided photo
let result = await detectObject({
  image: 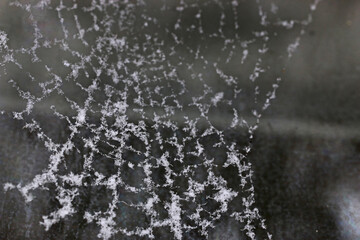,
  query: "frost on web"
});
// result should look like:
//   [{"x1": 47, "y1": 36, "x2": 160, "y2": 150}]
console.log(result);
[{"x1": 0, "y1": 0, "x2": 320, "y2": 239}]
